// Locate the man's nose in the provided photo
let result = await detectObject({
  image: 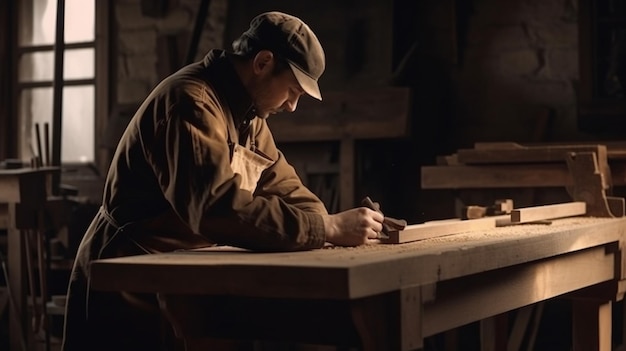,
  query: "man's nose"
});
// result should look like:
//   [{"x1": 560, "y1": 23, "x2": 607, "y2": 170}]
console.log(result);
[{"x1": 285, "y1": 96, "x2": 299, "y2": 112}]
